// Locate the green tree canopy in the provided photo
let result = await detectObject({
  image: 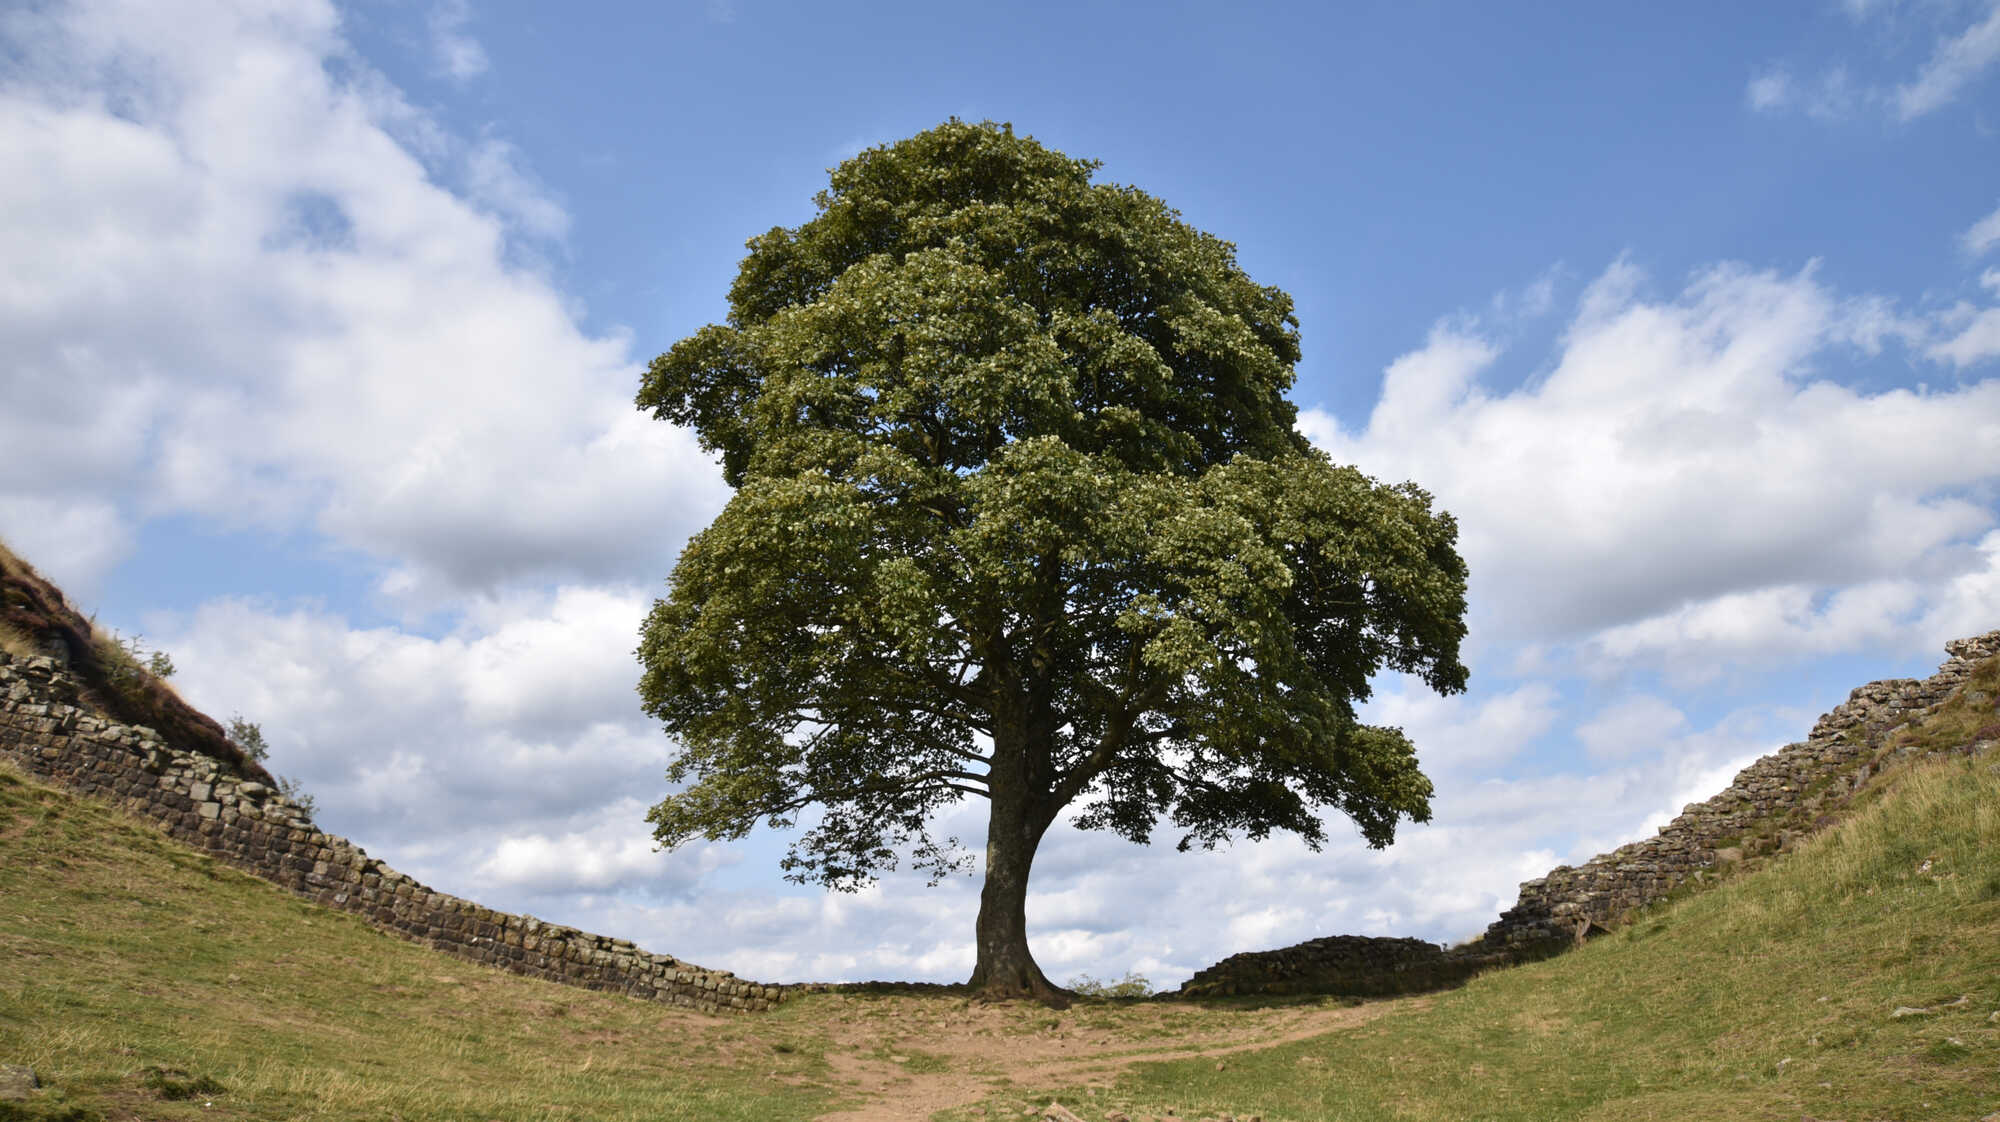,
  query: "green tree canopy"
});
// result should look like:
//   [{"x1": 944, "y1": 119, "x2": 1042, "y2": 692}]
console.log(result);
[{"x1": 638, "y1": 120, "x2": 1468, "y2": 1002}]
